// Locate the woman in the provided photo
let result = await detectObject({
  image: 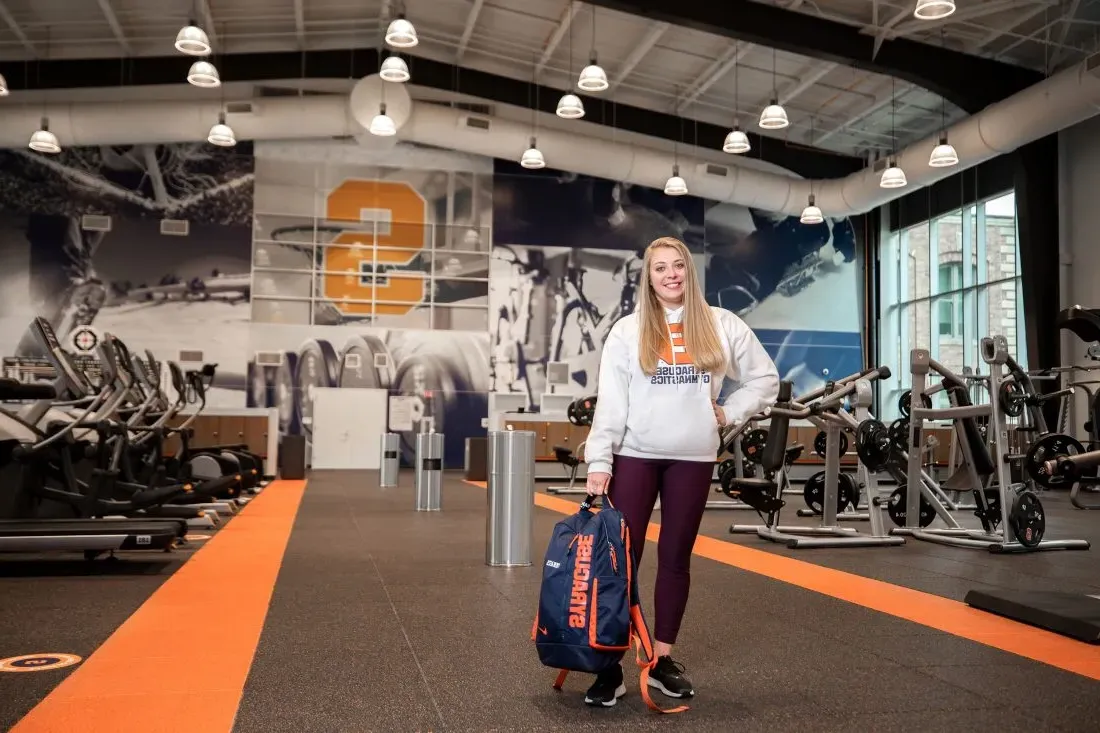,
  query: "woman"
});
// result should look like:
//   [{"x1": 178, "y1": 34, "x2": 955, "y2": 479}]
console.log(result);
[{"x1": 581, "y1": 236, "x2": 779, "y2": 707}]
